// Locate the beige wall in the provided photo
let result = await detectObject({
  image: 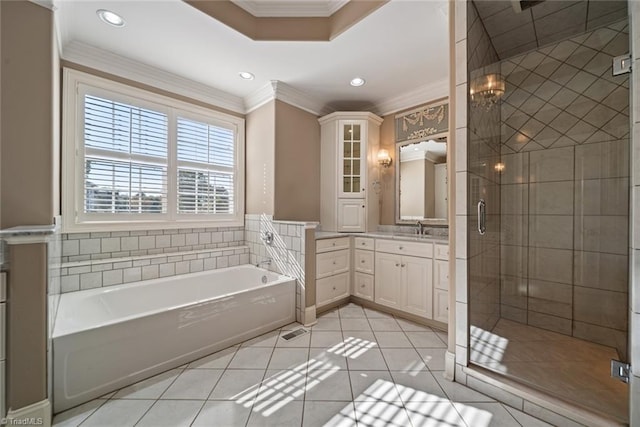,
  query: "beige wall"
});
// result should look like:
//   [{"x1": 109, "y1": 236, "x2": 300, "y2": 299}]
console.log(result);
[
  {"x1": 273, "y1": 100, "x2": 320, "y2": 221},
  {"x1": 1, "y1": 1, "x2": 57, "y2": 411},
  {"x1": 7, "y1": 243, "x2": 48, "y2": 409},
  {"x1": 1, "y1": 1, "x2": 54, "y2": 228},
  {"x1": 378, "y1": 113, "x2": 395, "y2": 224},
  {"x1": 245, "y1": 101, "x2": 275, "y2": 215}
]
